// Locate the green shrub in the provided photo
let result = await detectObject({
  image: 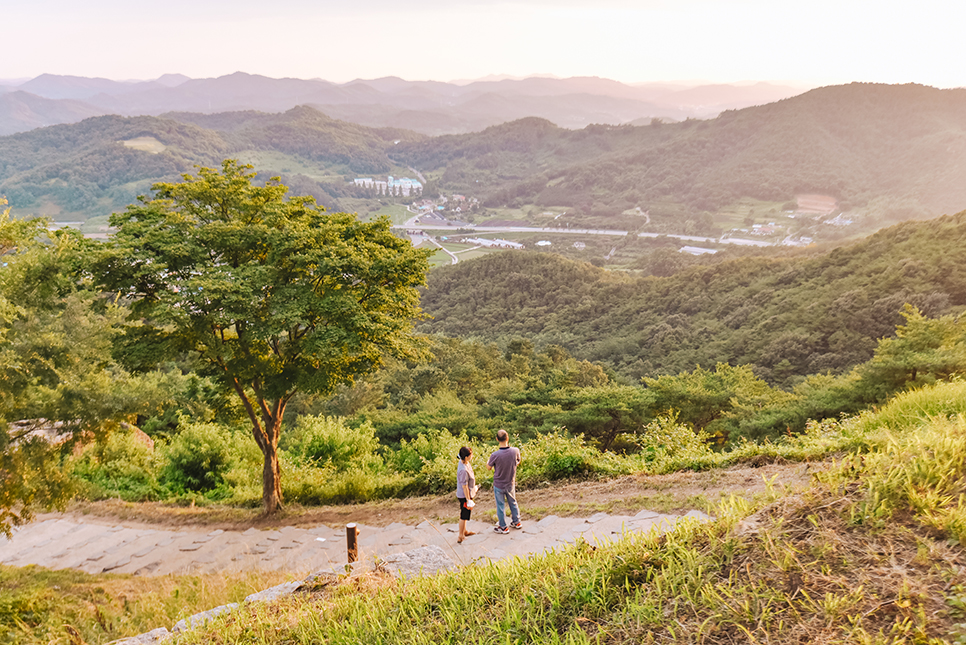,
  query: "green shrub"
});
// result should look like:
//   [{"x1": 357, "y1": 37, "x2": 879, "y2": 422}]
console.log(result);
[
  {"x1": 218, "y1": 435, "x2": 266, "y2": 507},
  {"x1": 160, "y1": 423, "x2": 235, "y2": 494},
  {"x1": 282, "y1": 460, "x2": 420, "y2": 505},
  {"x1": 72, "y1": 430, "x2": 161, "y2": 501},
  {"x1": 398, "y1": 429, "x2": 482, "y2": 495},
  {"x1": 280, "y1": 416, "x2": 382, "y2": 471},
  {"x1": 853, "y1": 377, "x2": 966, "y2": 434},
  {"x1": 638, "y1": 414, "x2": 715, "y2": 472},
  {"x1": 516, "y1": 429, "x2": 609, "y2": 483}
]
